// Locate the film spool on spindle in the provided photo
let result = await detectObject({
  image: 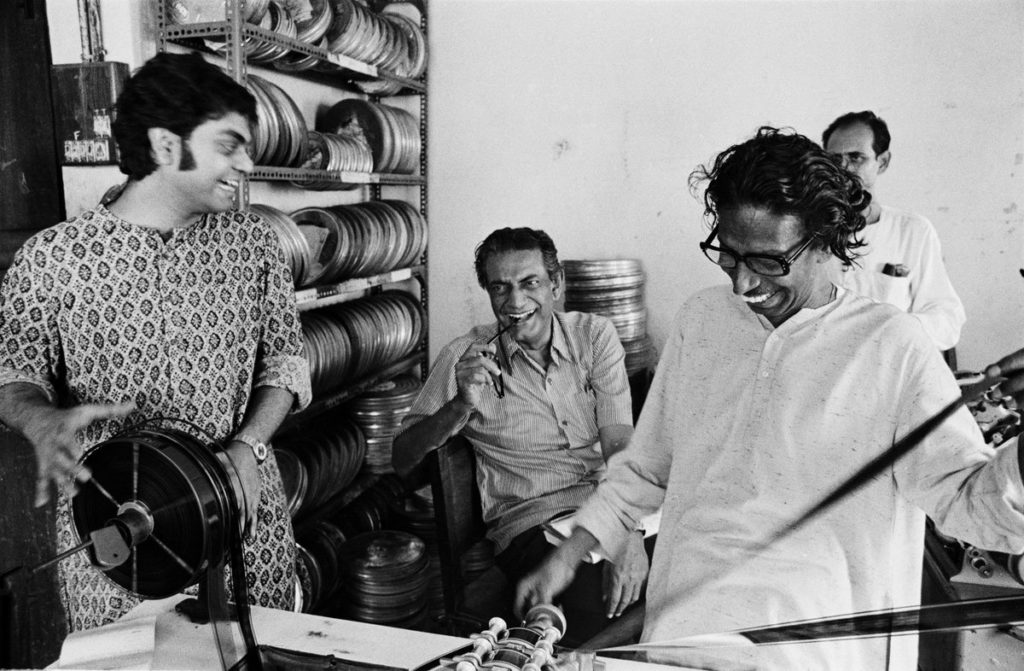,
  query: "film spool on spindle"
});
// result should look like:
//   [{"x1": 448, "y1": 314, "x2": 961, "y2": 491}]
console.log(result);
[
  {"x1": 71, "y1": 422, "x2": 237, "y2": 598},
  {"x1": 448, "y1": 604, "x2": 567, "y2": 671}
]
